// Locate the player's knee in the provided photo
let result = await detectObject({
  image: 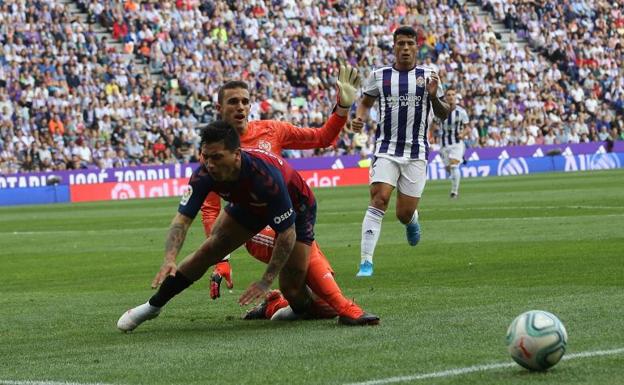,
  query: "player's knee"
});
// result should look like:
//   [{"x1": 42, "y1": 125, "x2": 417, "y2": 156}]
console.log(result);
[
  {"x1": 370, "y1": 194, "x2": 390, "y2": 210},
  {"x1": 396, "y1": 209, "x2": 415, "y2": 224}
]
